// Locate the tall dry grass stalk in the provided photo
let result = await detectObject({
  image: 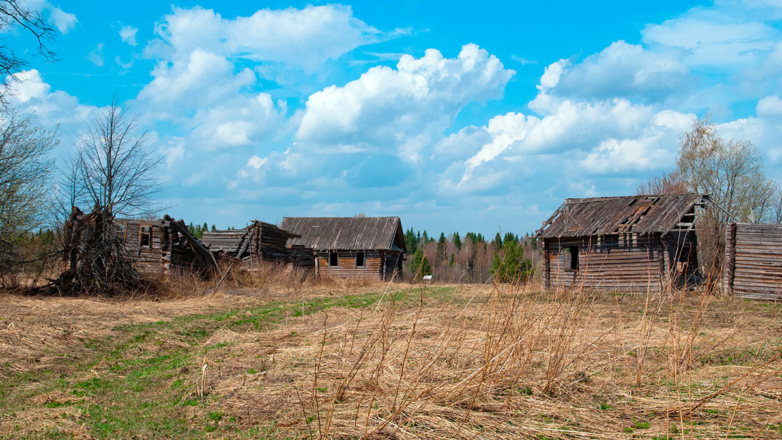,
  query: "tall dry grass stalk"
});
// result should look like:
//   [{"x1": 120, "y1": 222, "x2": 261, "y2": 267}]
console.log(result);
[{"x1": 273, "y1": 270, "x2": 782, "y2": 438}]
